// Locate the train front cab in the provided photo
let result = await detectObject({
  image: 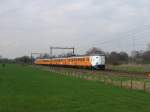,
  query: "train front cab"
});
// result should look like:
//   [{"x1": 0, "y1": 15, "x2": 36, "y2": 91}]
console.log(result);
[{"x1": 90, "y1": 55, "x2": 105, "y2": 70}]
